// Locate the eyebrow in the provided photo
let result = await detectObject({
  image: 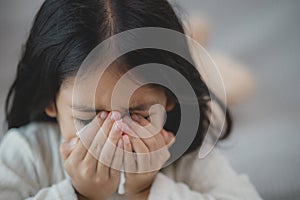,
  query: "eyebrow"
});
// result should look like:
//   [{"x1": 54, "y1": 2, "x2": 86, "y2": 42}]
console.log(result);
[
  {"x1": 71, "y1": 105, "x2": 100, "y2": 113},
  {"x1": 71, "y1": 101, "x2": 158, "y2": 113}
]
